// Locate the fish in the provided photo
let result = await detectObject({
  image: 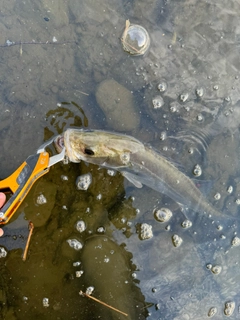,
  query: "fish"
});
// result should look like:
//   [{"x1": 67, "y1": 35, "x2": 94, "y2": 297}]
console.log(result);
[{"x1": 55, "y1": 128, "x2": 224, "y2": 219}]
